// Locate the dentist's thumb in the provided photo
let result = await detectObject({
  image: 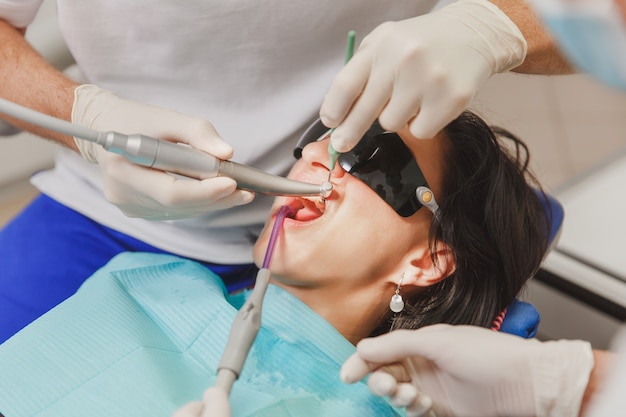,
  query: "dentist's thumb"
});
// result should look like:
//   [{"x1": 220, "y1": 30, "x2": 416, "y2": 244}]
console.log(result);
[{"x1": 171, "y1": 387, "x2": 231, "y2": 417}]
